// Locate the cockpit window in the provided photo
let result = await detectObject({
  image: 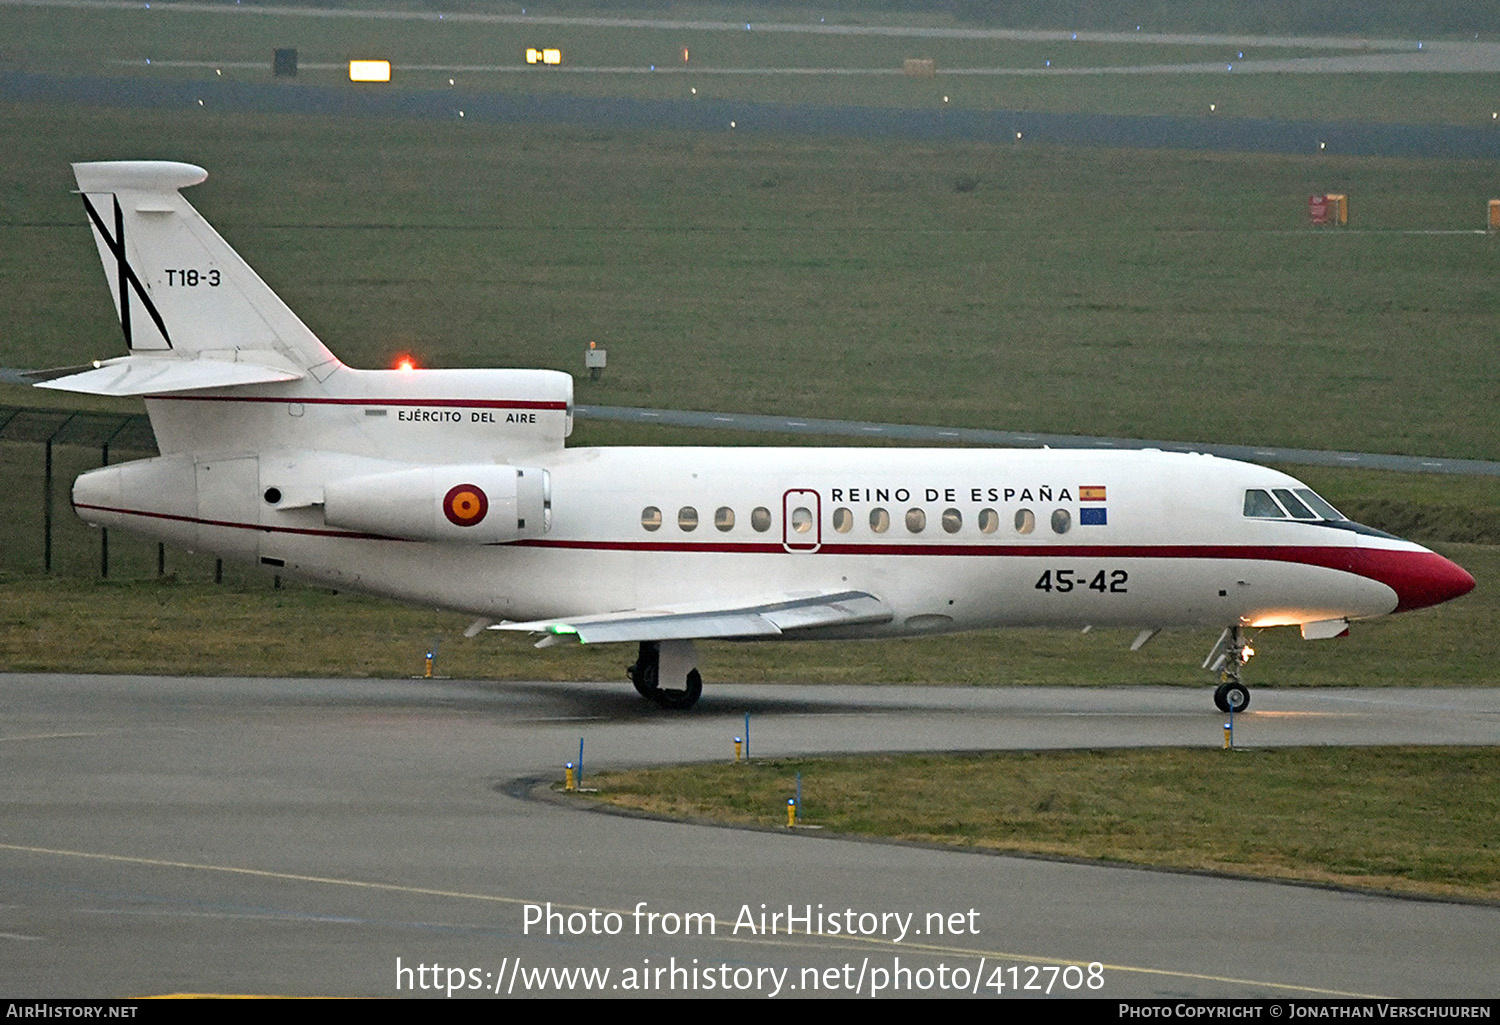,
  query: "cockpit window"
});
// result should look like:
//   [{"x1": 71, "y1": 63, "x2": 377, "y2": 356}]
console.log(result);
[
  {"x1": 1243, "y1": 489, "x2": 1283, "y2": 518},
  {"x1": 1294, "y1": 488, "x2": 1345, "y2": 520},
  {"x1": 1273, "y1": 488, "x2": 1317, "y2": 520},
  {"x1": 1244, "y1": 486, "x2": 1346, "y2": 521}
]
